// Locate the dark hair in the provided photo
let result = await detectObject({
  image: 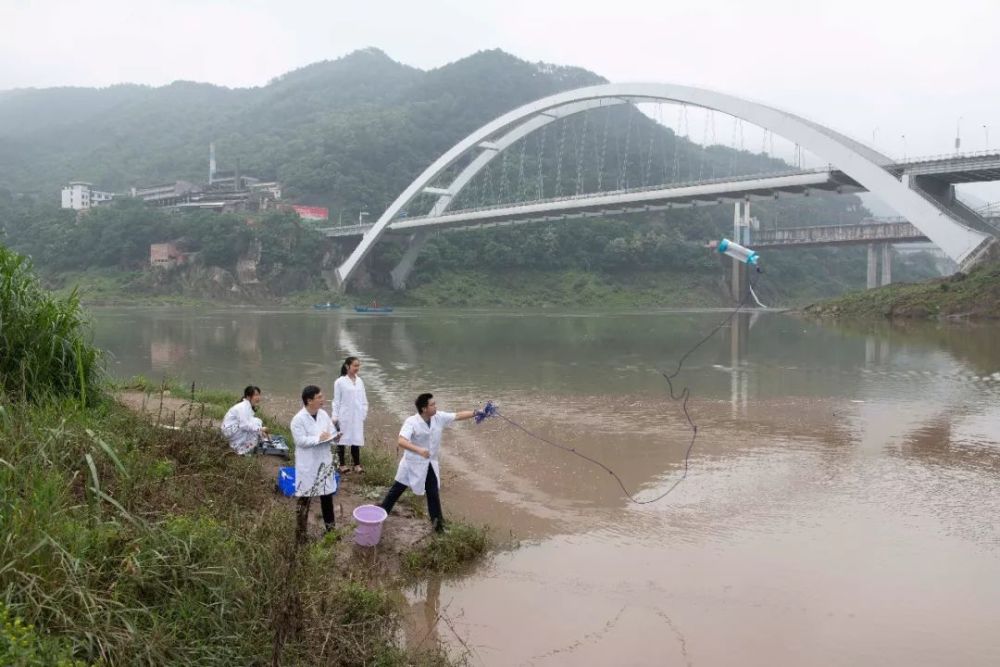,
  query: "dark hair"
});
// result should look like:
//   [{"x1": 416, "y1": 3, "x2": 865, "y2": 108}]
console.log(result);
[
  {"x1": 301, "y1": 385, "x2": 322, "y2": 405},
  {"x1": 415, "y1": 392, "x2": 434, "y2": 414},
  {"x1": 243, "y1": 385, "x2": 261, "y2": 399},
  {"x1": 340, "y1": 356, "x2": 359, "y2": 377}
]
